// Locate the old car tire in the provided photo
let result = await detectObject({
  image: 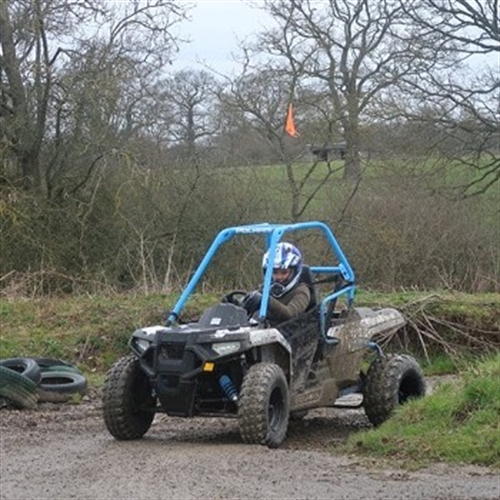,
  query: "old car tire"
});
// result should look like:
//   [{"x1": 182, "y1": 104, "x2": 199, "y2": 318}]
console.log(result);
[
  {"x1": 38, "y1": 371, "x2": 87, "y2": 394},
  {"x1": 34, "y1": 358, "x2": 82, "y2": 374},
  {"x1": 102, "y1": 355, "x2": 156, "y2": 440},
  {"x1": 39, "y1": 365, "x2": 83, "y2": 375},
  {"x1": 0, "y1": 357, "x2": 42, "y2": 384},
  {"x1": 0, "y1": 366, "x2": 39, "y2": 409},
  {"x1": 238, "y1": 363, "x2": 290, "y2": 448},
  {"x1": 363, "y1": 354, "x2": 426, "y2": 427}
]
